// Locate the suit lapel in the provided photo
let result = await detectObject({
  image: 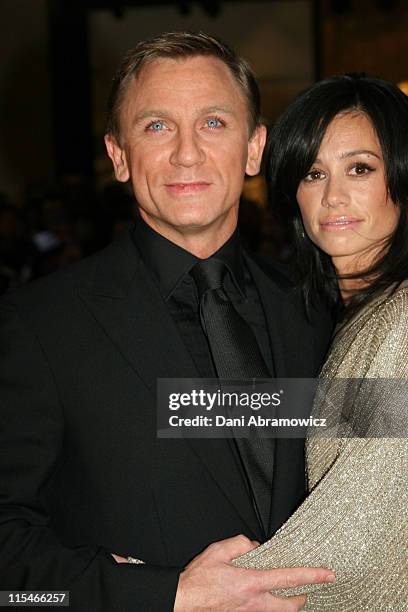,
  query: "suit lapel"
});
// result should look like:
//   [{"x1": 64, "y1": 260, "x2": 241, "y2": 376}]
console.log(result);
[
  {"x1": 246, "y1": 254, "x2": 321, "y2": 537},
  {"x1": 79, "y1": 233, "x2": 198, "y2": 393},
  {"x1": 188, "y1": 438, "x2": 263, "y2": 539},
  {"x1": 79, "y1": 230, "x2": 262, "y2": 539},
  {"x1": 245, "y1": 255, "x2": 317, "y2": 378}
]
